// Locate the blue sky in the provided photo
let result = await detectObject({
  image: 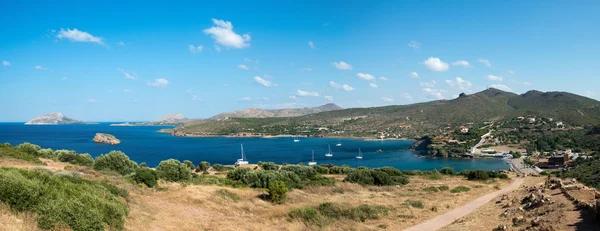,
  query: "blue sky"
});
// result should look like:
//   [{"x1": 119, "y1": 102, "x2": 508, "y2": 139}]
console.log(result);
[{"x1": 1, "y1": 1, "x2": 599, "y2": 122}]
